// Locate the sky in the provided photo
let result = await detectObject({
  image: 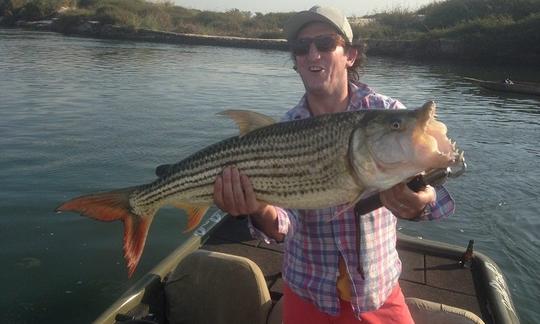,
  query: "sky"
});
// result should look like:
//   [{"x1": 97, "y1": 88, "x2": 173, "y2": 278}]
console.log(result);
[{"x1": 171, "y1": 0, "x2": 438, "y2": 16}]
